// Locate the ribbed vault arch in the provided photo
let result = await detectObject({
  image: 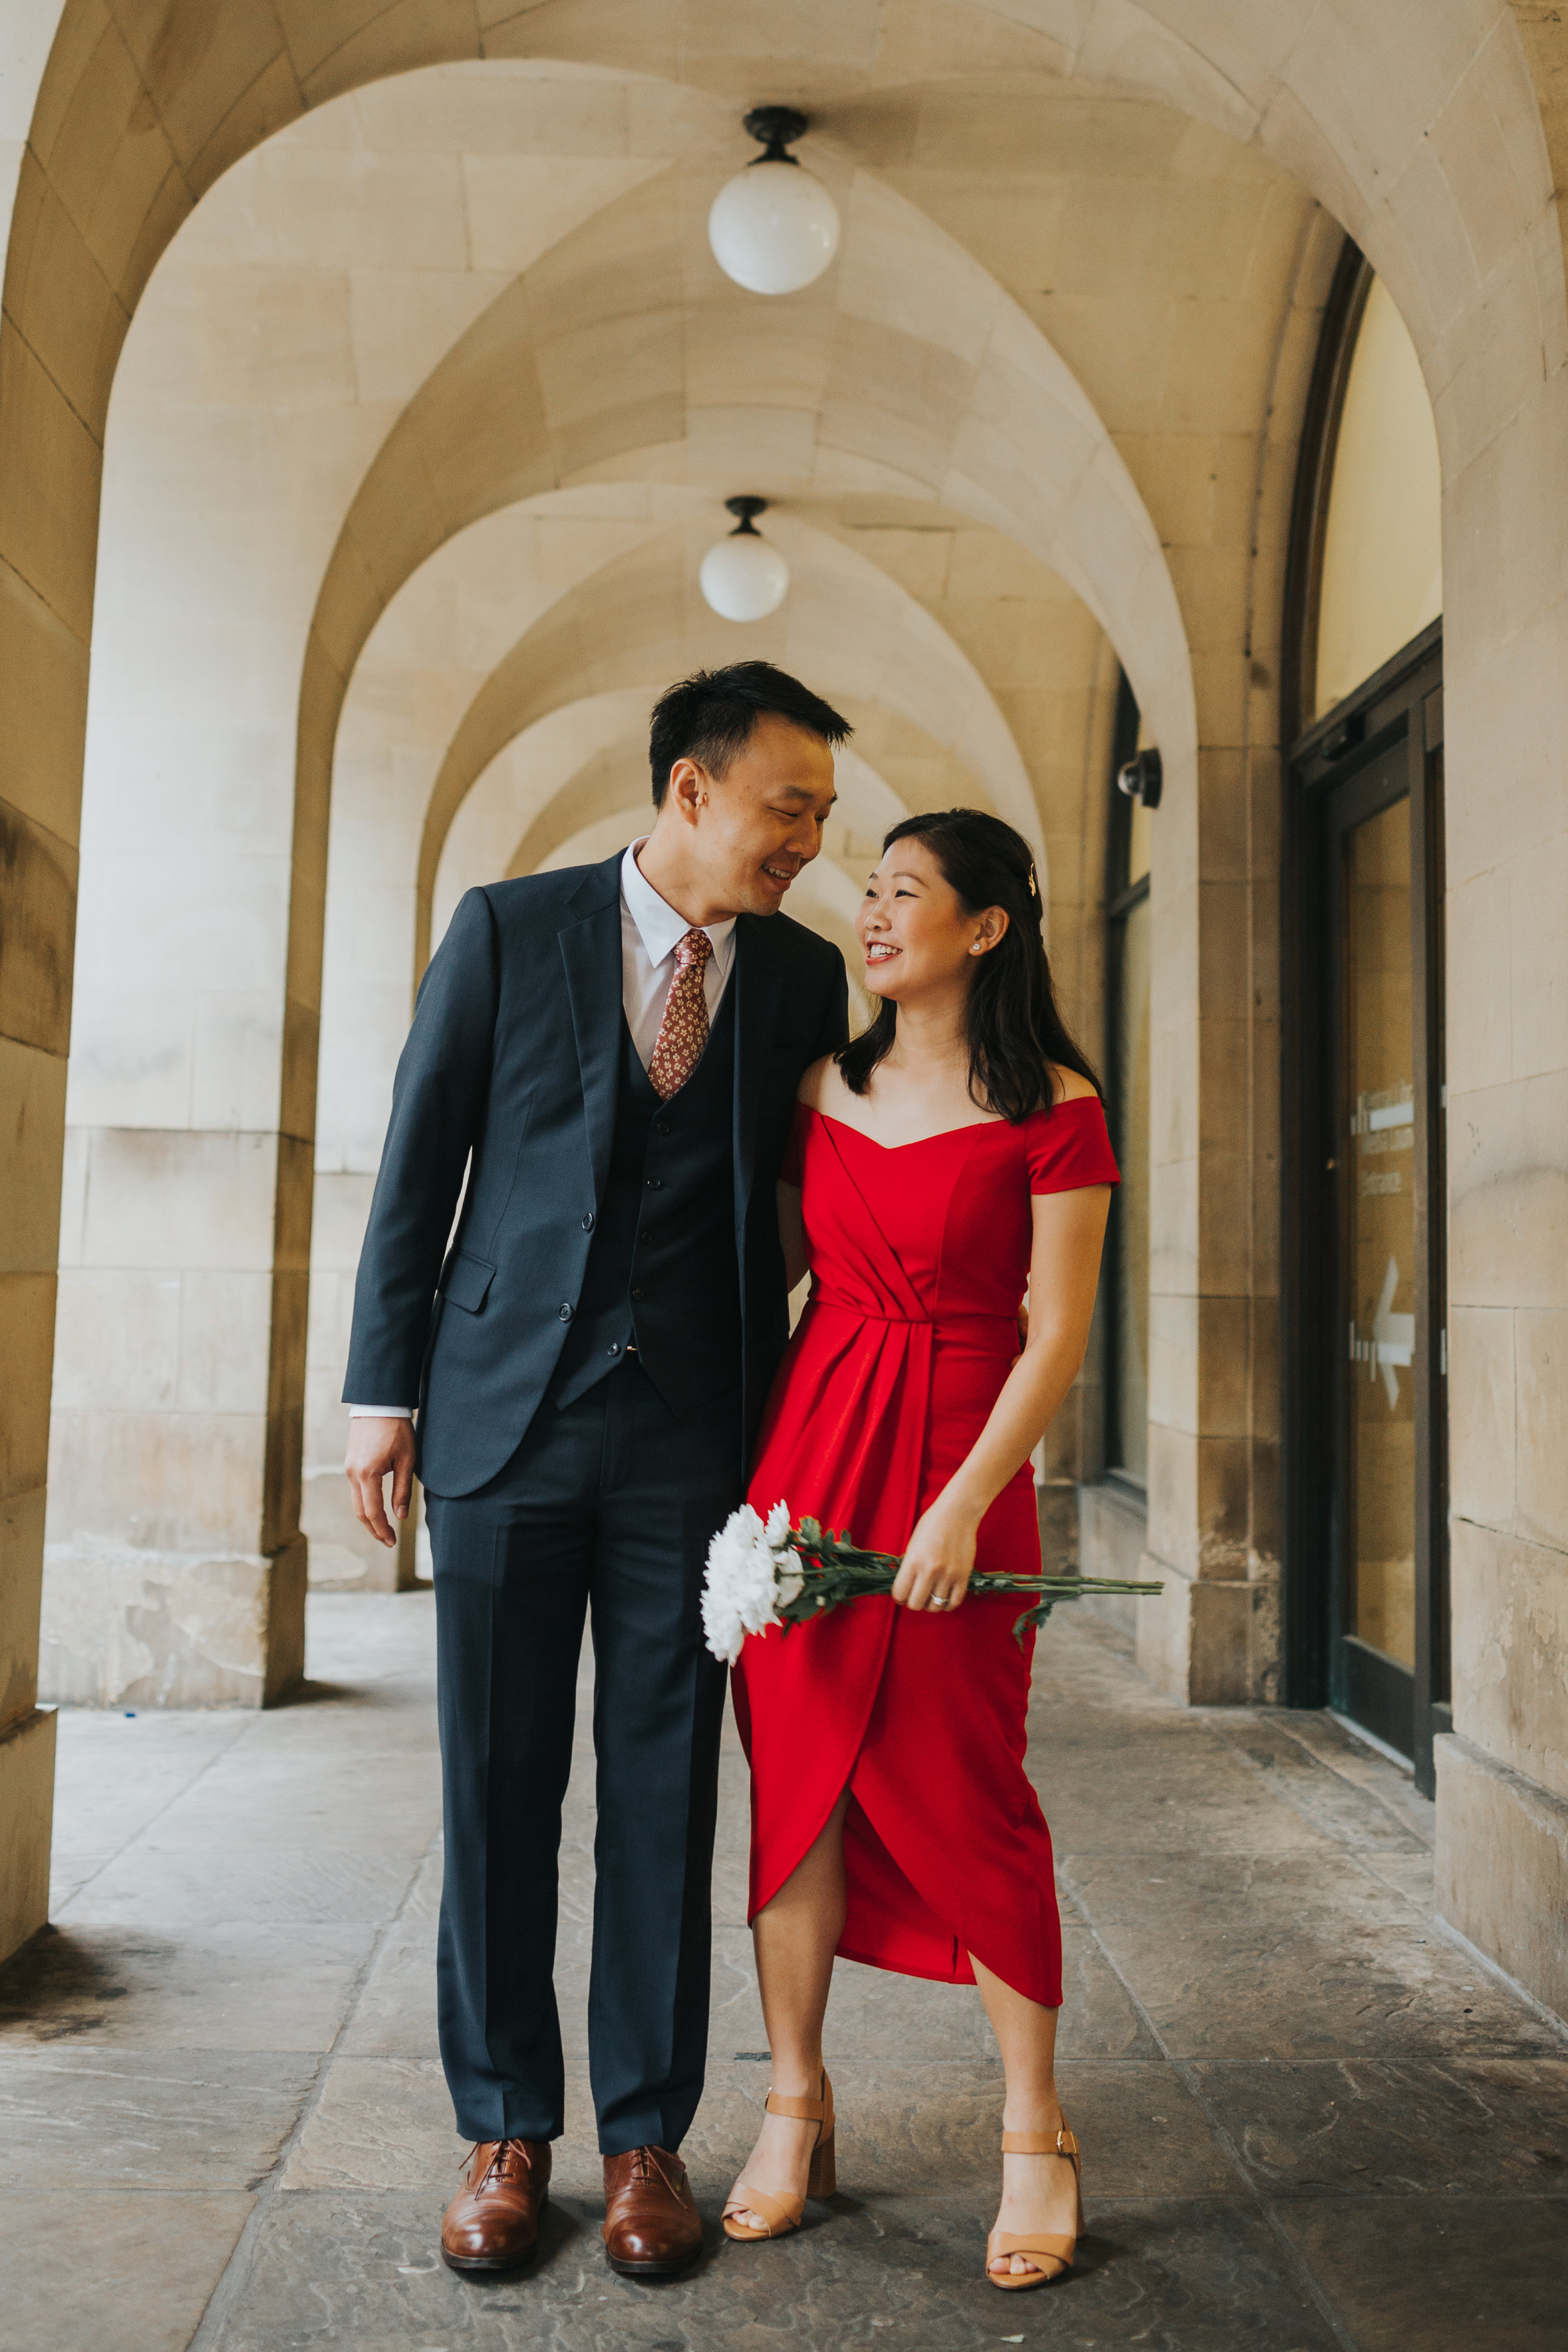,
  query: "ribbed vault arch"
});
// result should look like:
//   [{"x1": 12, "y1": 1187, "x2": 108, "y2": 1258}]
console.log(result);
[{"x1": 408, "y1": 514, "x2": 1042, "y2": 972}]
